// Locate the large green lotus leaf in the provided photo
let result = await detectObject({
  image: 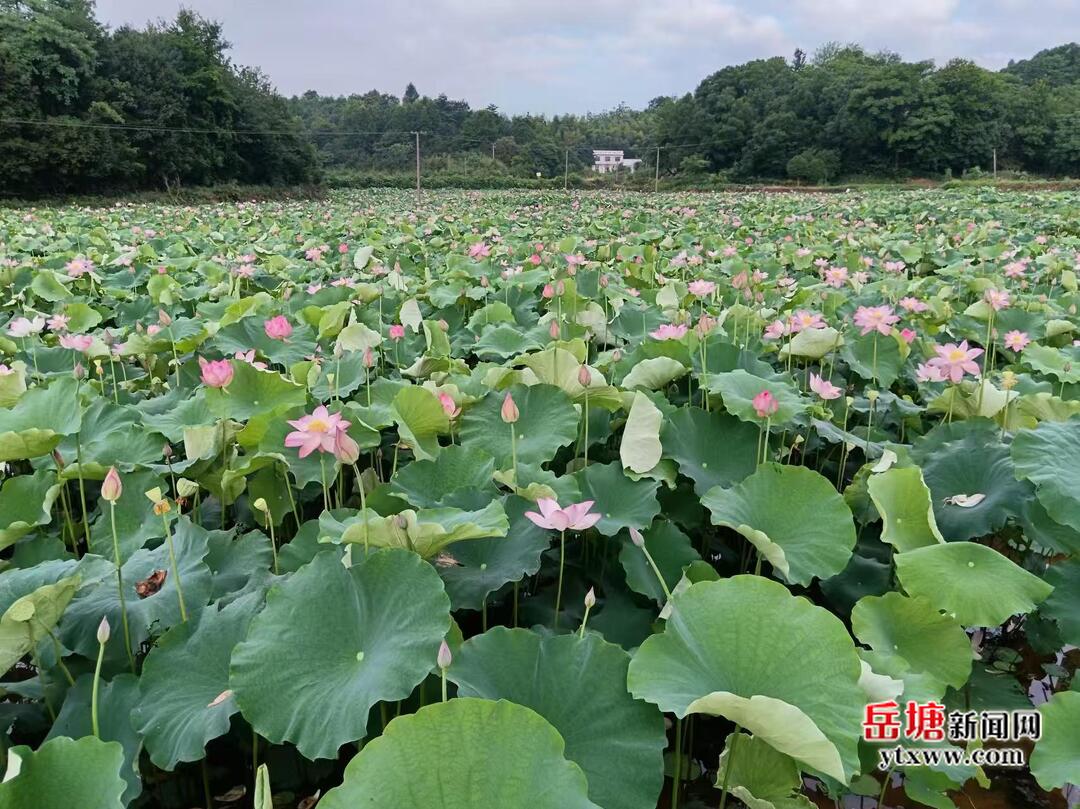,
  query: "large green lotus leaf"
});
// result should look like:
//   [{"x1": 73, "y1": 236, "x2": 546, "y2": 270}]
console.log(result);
[
  {"x1": 137, "y1": 390, "x2": 215, "y2": 443},
  {"x1": 60, "y1": 520, "x2": 213, "y2": 659},
  {"x1": 0, "y1": 375, "x2": 82, "y2": 436},
  {"x1": 132, "y1": 592, "x2": 262, "y2": 770},
  {"x1": 392, "y1": 385, "x2": 449, "y2": 461},
  {"x1": 708, "y1": 370, "x2": 808, "y2": 427},
  {"x1": 0, "y1": 428, "x2": 62, "y2": 461},
  {"x1": 213, "y1": 317, "x2": 317, "y2": 368},
  {"x1": 1012, "y1": 419, "x2": 1080, "y2": 532},
  {"x1": 55, "y1": 398, "x2": 166, "y2": 479},
  {"x1": 0, "y1": 360, "x2": 27, "y2": 407},
  {"x1": 622, "y1": 356, "x2": 688, "y2": 391},
  {"x1": 205, "y1": 360, "x2": 307, "y2": 422},
  {"x1": 0, "y1": 576, "x2": 78, "y2": 674},
  {"x1": 913, "y1": 425, "x2": 1027, "y2": 540},
  {"x1": 0, "y1": 468, "x2": 61, "y2": 551},
  {"x1": 459, "y1": 384, "x2": 578, "y2": 471},
  {"x1": 0, "y1": 559, "x2": 79, "y2": 614},
  {"x1": 702, "y1": 464, "x2": 856, "y2": 586},
  {"x1": 661, "y1": 407, "x2": 759, "y2": 495},
  {"x1": 88, "y1": 470, "x2": 167, "y2": 559},
  {"x1": 841, "y1": 331, "x2": 904, "y2": 388},
  {"x1": 0, "y1": 736, "x2": 125, "y2": 809},
  {"x1": 46, "y1": 674, "x2": 143, "y2": 803},
  {"x1": 1041, "y1": 560, "x2": 1080, "y2": 645},
  {"x1": 620, "y1": 391, "x2": 663, "y2": 474},
  {"x1": 1031, "y1": 690, "x2": 1080, "y2": 791},
  {"x1": 627, "y1": 576, "x2": 864, "y2": 781},
  {"x1": 618, "y1": 520, "x2": 700, "y2": 604},
  {"x1": 390, "y1": 445, "x2": 496, "y2": 508},
  {"x1": 230, "y1": 549, "x2": 451, "y2": 760},
  {"x1": 517, "y1": 348, "x2": 623, "y2": 409},
  {"x1": 779, "y1": 326, "x2": 843, "y2": 361},
  {"x1": 715, "y1": 732, "x2": 814, "y2": 809},
  {"x1": 894, "y1": 542, "x2": 1053, "y2": 627},
  {"x1": 318, "y1": 698, "x2": 600, "y2": 809},
  {"x1": 1021, "y1": 343, "x2": 1080, "y2": 383},
  {"x1": 450, "y1": 629, "x2": 665, "y2": 809},
  {"x1": 473, "y1": 322, "x2": 545, "y2": 359},
  {"x1": 575, "y1": 461, "x2": 660, "y2": 537},
  {"x1": 339, "y1": 500, "x2": 509, "y2": 558},
  {"x1": 866, "y1": 467, "x2": 945, "y2": 552},
  {"x1": 438, "y1": 497, "x2": 550, "y2": 610},
  {"x1": 851, "y1": 593, "x2": 972, "y2": 690}
]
